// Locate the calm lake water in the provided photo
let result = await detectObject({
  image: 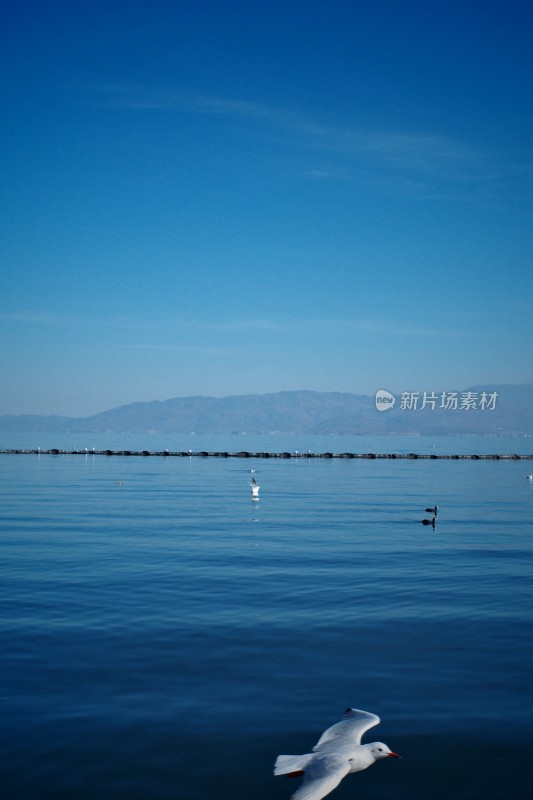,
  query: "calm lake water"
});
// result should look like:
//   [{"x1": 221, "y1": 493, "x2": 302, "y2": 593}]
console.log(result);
[{"x1": 1, "y1": 434, "x2": 532, "y2": 799}]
